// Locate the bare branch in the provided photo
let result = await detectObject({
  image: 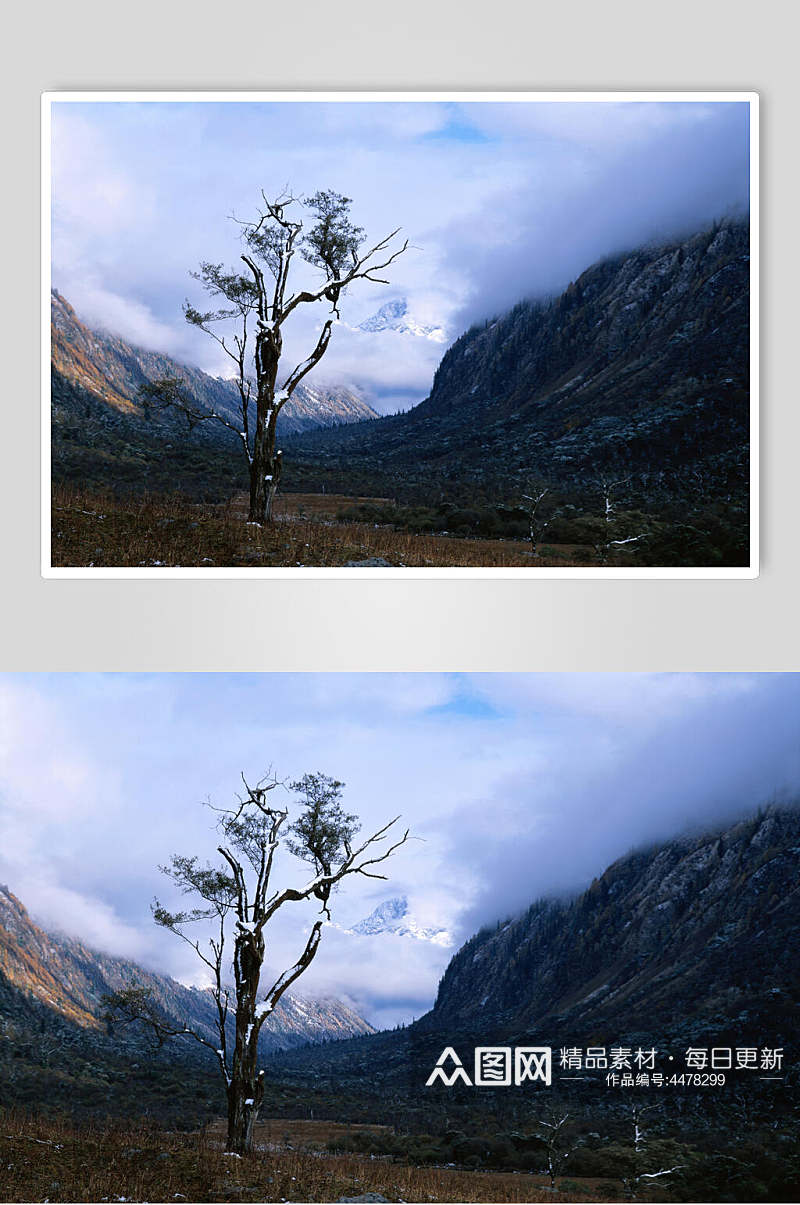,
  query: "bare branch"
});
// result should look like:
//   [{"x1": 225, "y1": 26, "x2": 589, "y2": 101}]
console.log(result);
[
  {"x1": 265, "y1": 815, "x2": 411, "y2": 921},
  {"x1": 255, "y1": 920, "x2": 324, "y2": 1027},
  {"x1": 281, "y1": 320, "x2": 334, "y2": 397},
  {"x1": 641, "y1": 1166, "x2": 686, "y2": 1180},
  {"x1": 102, "y1": 985, "x2": 230, "y2": 1083},
  {"x1": 280, "y1": 231, "x2": 409, "y2": 323},
  {"x1": 138, "y1": 376, "x2": 252, "y2": 464}
]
